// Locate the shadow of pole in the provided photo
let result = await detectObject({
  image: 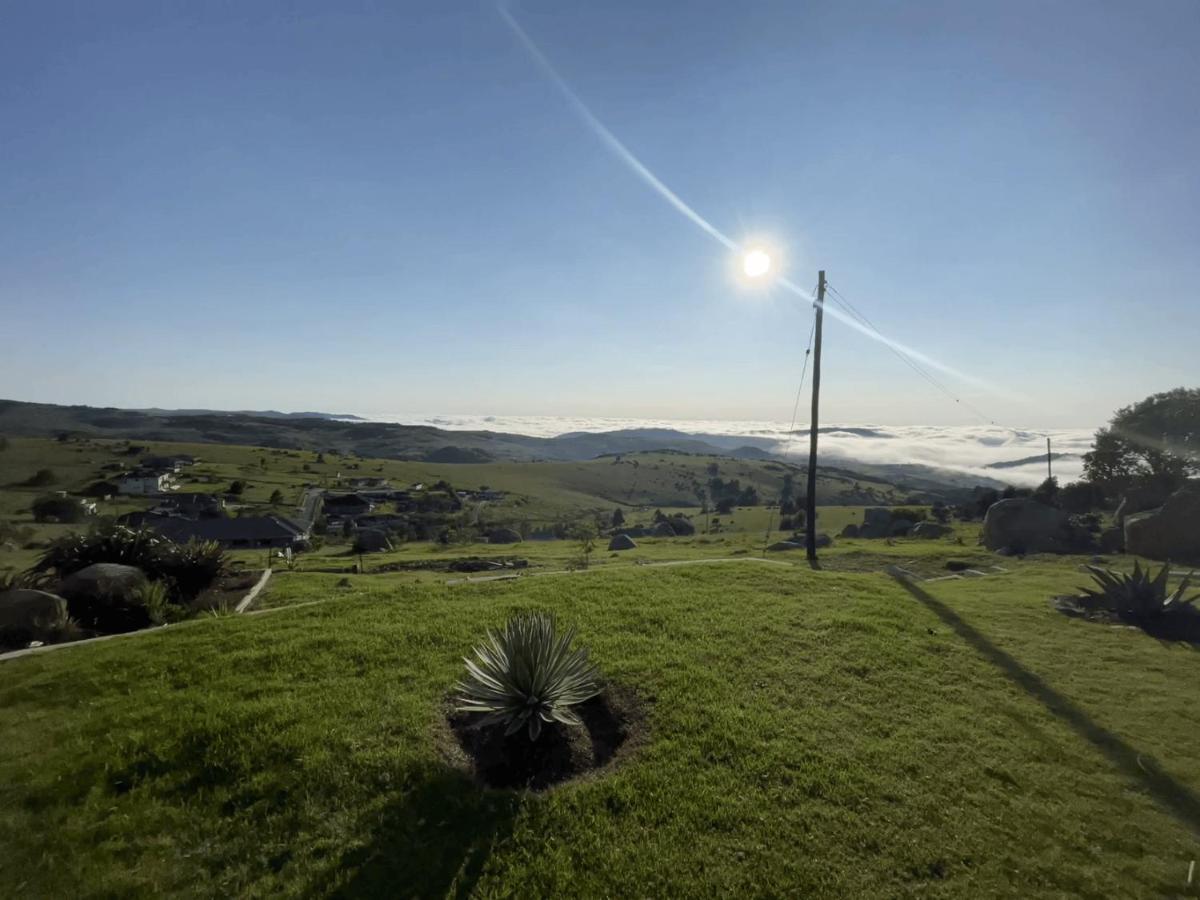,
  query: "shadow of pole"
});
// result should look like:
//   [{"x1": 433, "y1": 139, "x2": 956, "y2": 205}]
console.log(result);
[
  {"x1": 329, "y1": 769, "x2": 521, "y2": 899},
  {"x1": 887, "y1": 568, "x2": 1200, "y2": 838}
]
